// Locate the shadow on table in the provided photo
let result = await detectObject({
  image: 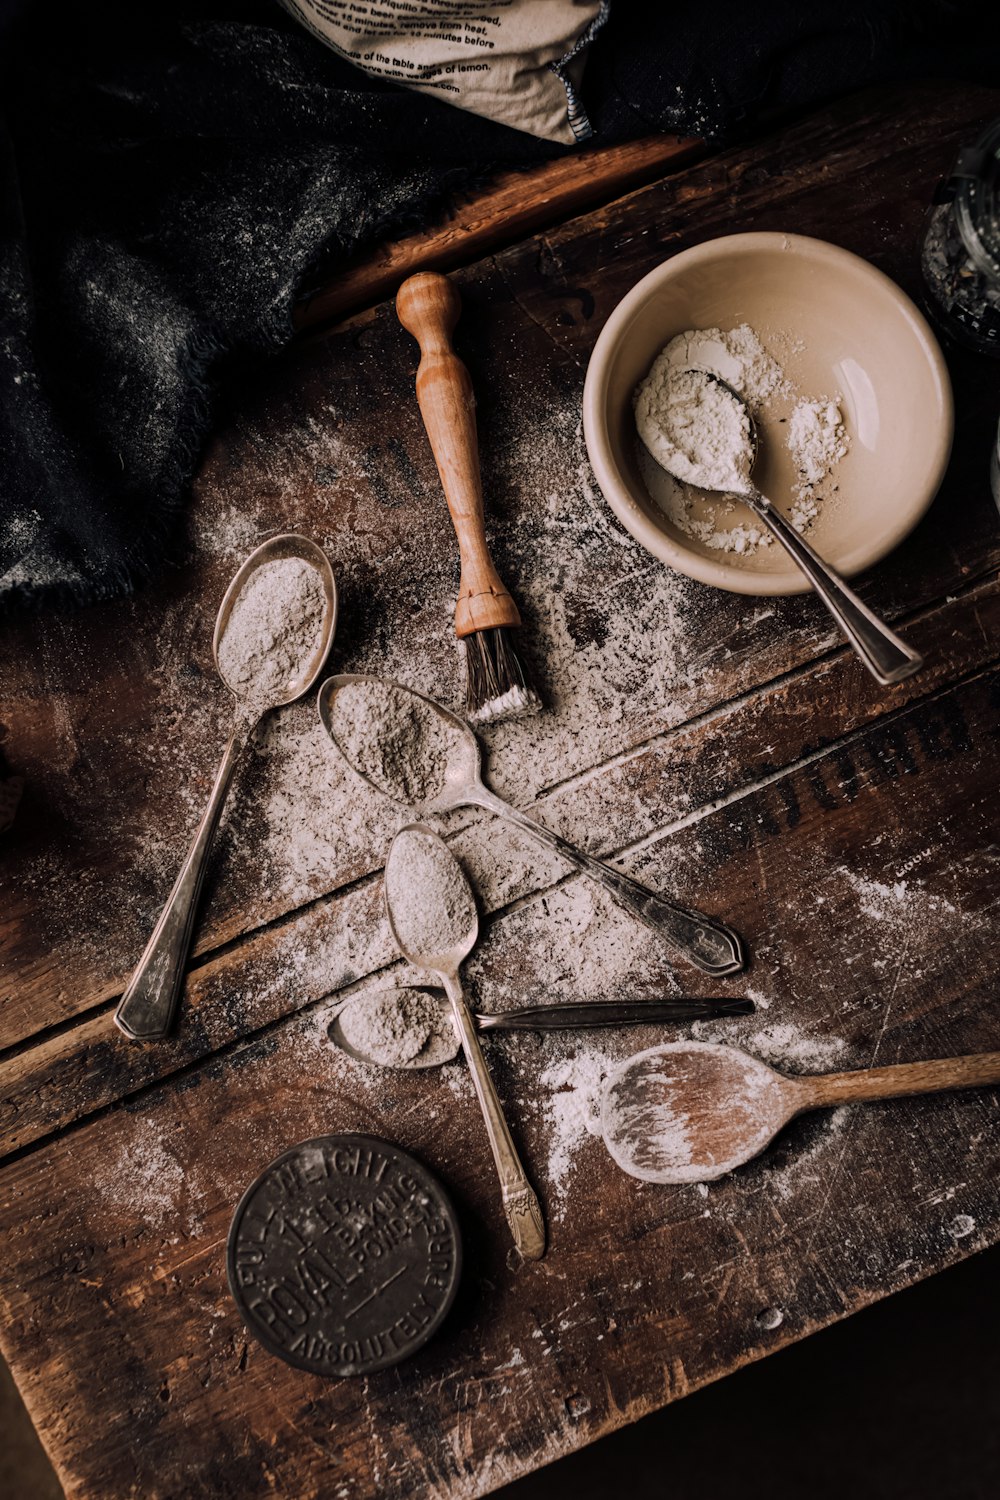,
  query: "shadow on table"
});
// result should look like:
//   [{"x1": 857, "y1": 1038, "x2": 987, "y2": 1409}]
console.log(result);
[
  {"x1": 3, "y1": 1245, "x2": 997, "y2": 1500},
  {"x1": 498, "y1": 1244, "x2": 1000, "y2": 1500}
]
